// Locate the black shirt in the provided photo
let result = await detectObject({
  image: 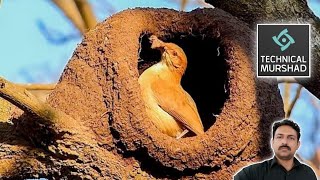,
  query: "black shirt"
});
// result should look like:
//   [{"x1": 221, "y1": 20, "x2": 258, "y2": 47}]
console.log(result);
[{"x1": 234, "y1": 157, "x2": 317, "y2": 180}]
